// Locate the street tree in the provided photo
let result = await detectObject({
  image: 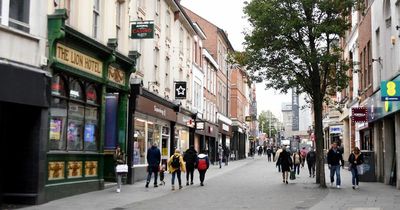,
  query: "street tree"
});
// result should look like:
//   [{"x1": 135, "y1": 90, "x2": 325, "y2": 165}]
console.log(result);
[
  {"x1": 258, "y1": 110, "x2": 278, "y2": 138},
  {"x1": 235, "y1": 0, "x2": 354, "y2": 188}
]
